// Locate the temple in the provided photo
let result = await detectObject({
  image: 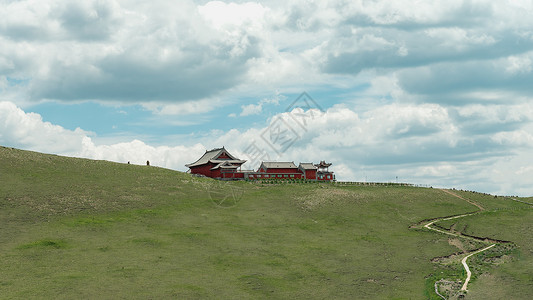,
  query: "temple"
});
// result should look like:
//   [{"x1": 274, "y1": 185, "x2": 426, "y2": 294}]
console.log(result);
[
  {"x1": 186, "y1": 147, "x2": 335, "y2": 181},
  {"x1": 185, "y1": 147, "x2": 246, "y2": 179}
]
